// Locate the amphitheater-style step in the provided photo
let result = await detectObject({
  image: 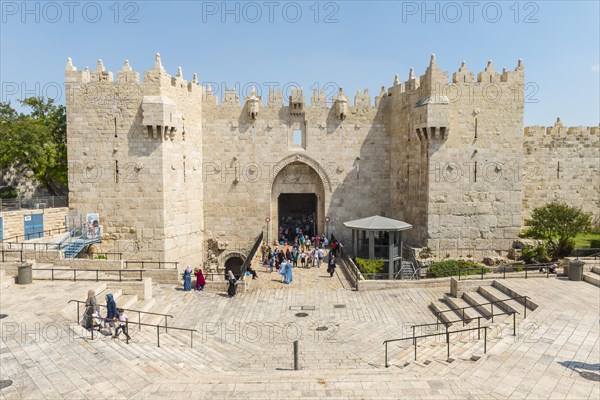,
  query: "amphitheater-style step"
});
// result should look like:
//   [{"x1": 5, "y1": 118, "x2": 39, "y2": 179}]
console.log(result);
[
  {"x1": 477, "y1": 286, "x2": 526, "y2": 317},
  {"x1": 461, "y1": 290, "x2": 493, "y2": 319},
  {"x1": 583, "y1": 266, "x2": 600, "y2": 287},
  {"x1": 443, "y1": 294, "x2": 485, "y2": 324},
  {"x1": 490, "y1": 280, "x2": 539, "y2": 312}
]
